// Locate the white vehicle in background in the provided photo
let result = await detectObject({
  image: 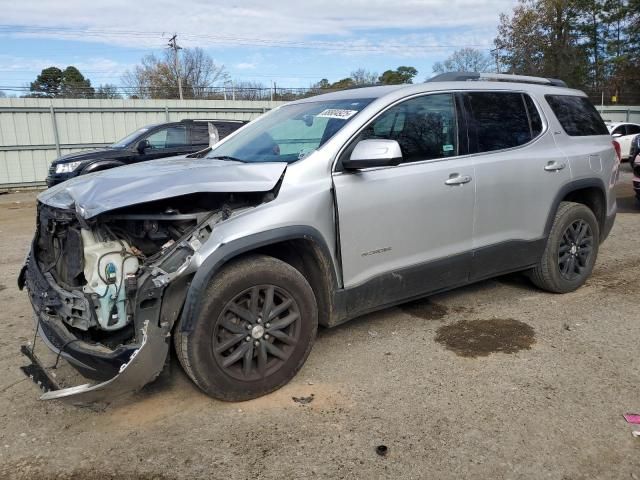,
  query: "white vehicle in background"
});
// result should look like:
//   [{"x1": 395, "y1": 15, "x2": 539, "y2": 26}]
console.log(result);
[{"x1": 606, "y1": 122, "x2": 640, "y2": 160}]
